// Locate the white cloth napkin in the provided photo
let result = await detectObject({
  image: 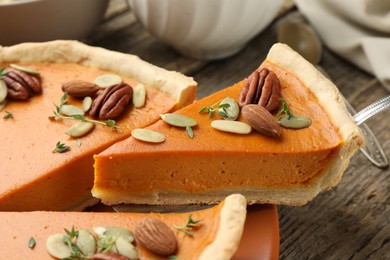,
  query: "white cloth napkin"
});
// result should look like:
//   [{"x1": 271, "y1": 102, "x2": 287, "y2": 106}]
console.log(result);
[{"x1": 295, "y1": 0, "x2": 390, "y2": 91}]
